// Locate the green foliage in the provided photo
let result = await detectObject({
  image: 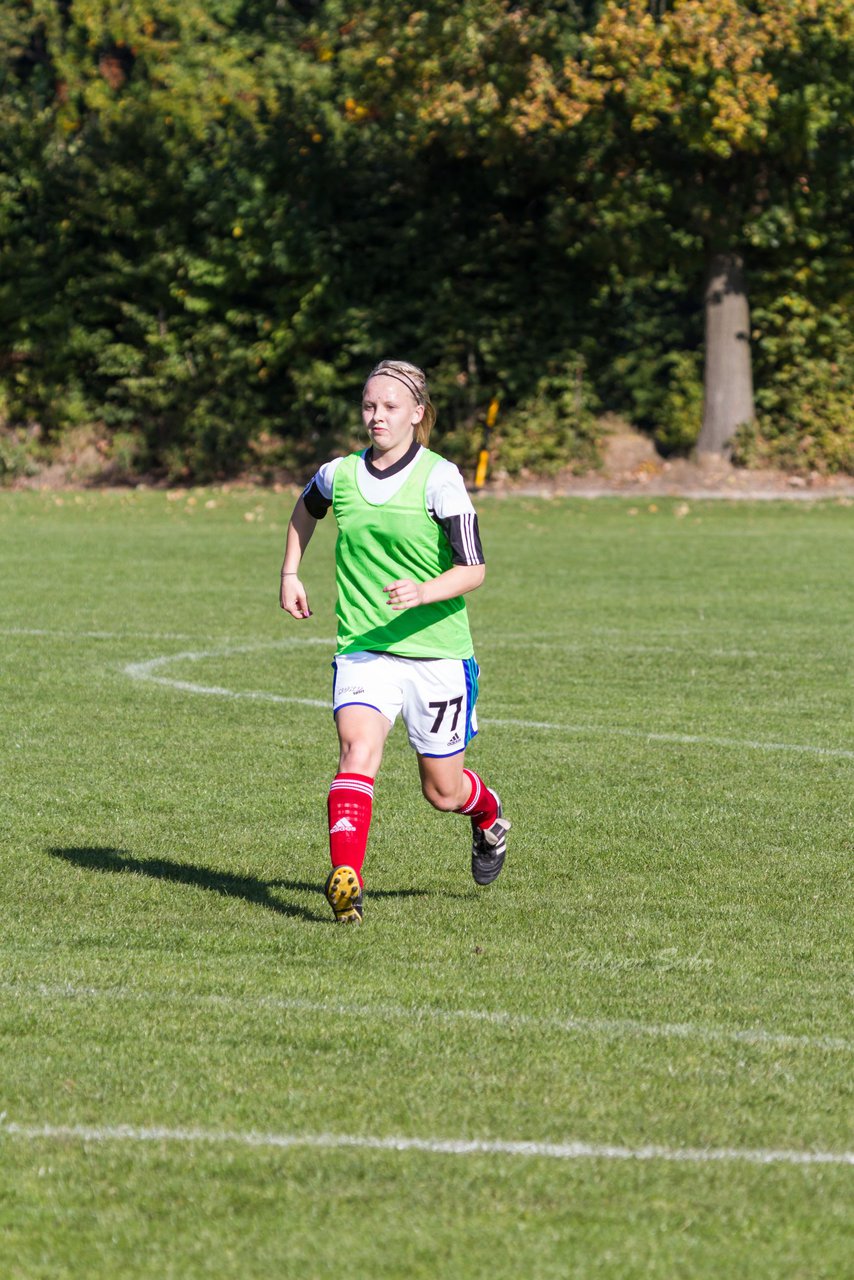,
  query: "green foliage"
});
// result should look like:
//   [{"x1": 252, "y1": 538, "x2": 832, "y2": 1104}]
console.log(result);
[
  {"x1": 585, "y1": 259, "x2": 705, "y2": 451},
  {"x1": 654, "y1": 350, "x2": 705, "y2": 456},
  {"x1": 733, "y1": 294, "x2": 854, "y2": 472},
  {"x1": 491, "y1": 360, "x2": 601, "y2": 476},
  {"x1": 0, "y1": 1, "x2": 852, "y2": 480},
  {"x1": 0, "y1": 427, "x2": 42, "y2": 479}
]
